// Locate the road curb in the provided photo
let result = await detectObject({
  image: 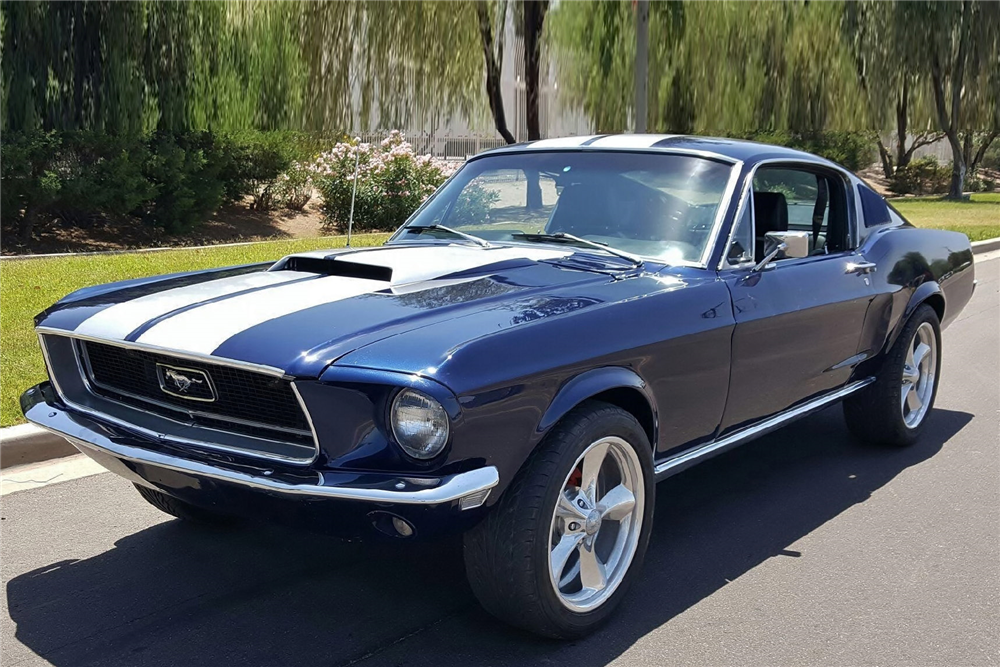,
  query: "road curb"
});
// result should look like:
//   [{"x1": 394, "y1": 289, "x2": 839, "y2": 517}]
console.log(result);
[
  {"x1": 972, "y1": 238, "x2": 1000, "y2": 255},
  {"x1": 0, "y1": 423, "x2": 78, "y2": 469}
]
